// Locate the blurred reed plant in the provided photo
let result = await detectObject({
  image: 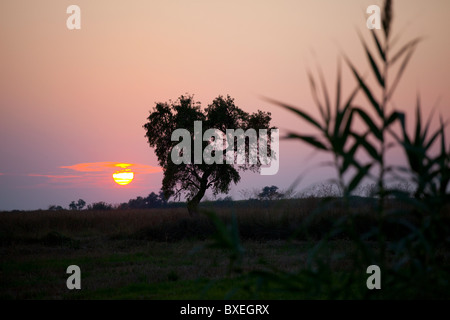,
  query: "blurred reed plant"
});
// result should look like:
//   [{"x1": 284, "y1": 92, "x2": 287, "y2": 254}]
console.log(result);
[{"x1": 203, "y1": 0, "x2": 449, "y2": 299}]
